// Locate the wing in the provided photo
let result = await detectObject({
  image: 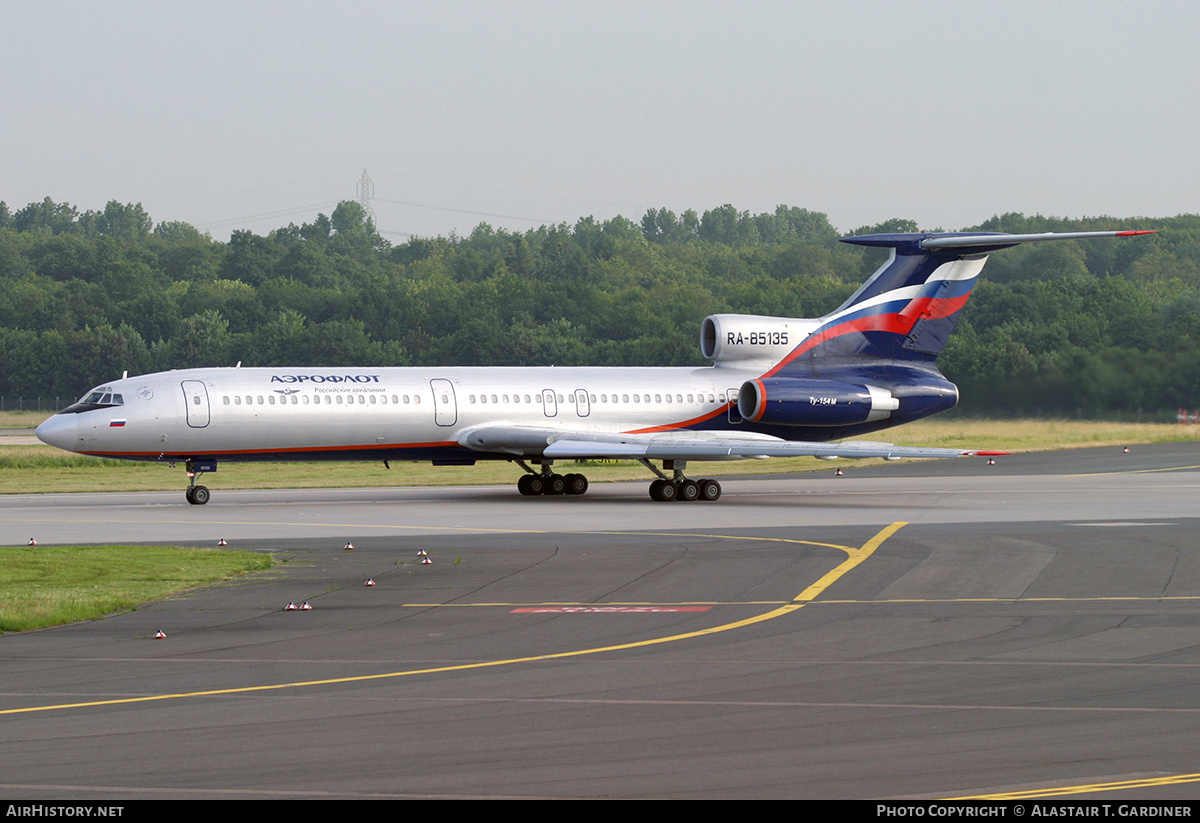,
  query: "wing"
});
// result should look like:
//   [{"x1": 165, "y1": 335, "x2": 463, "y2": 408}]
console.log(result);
[{"x1": 457, "y1": 425, "x2": 989, "y2": 462}]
